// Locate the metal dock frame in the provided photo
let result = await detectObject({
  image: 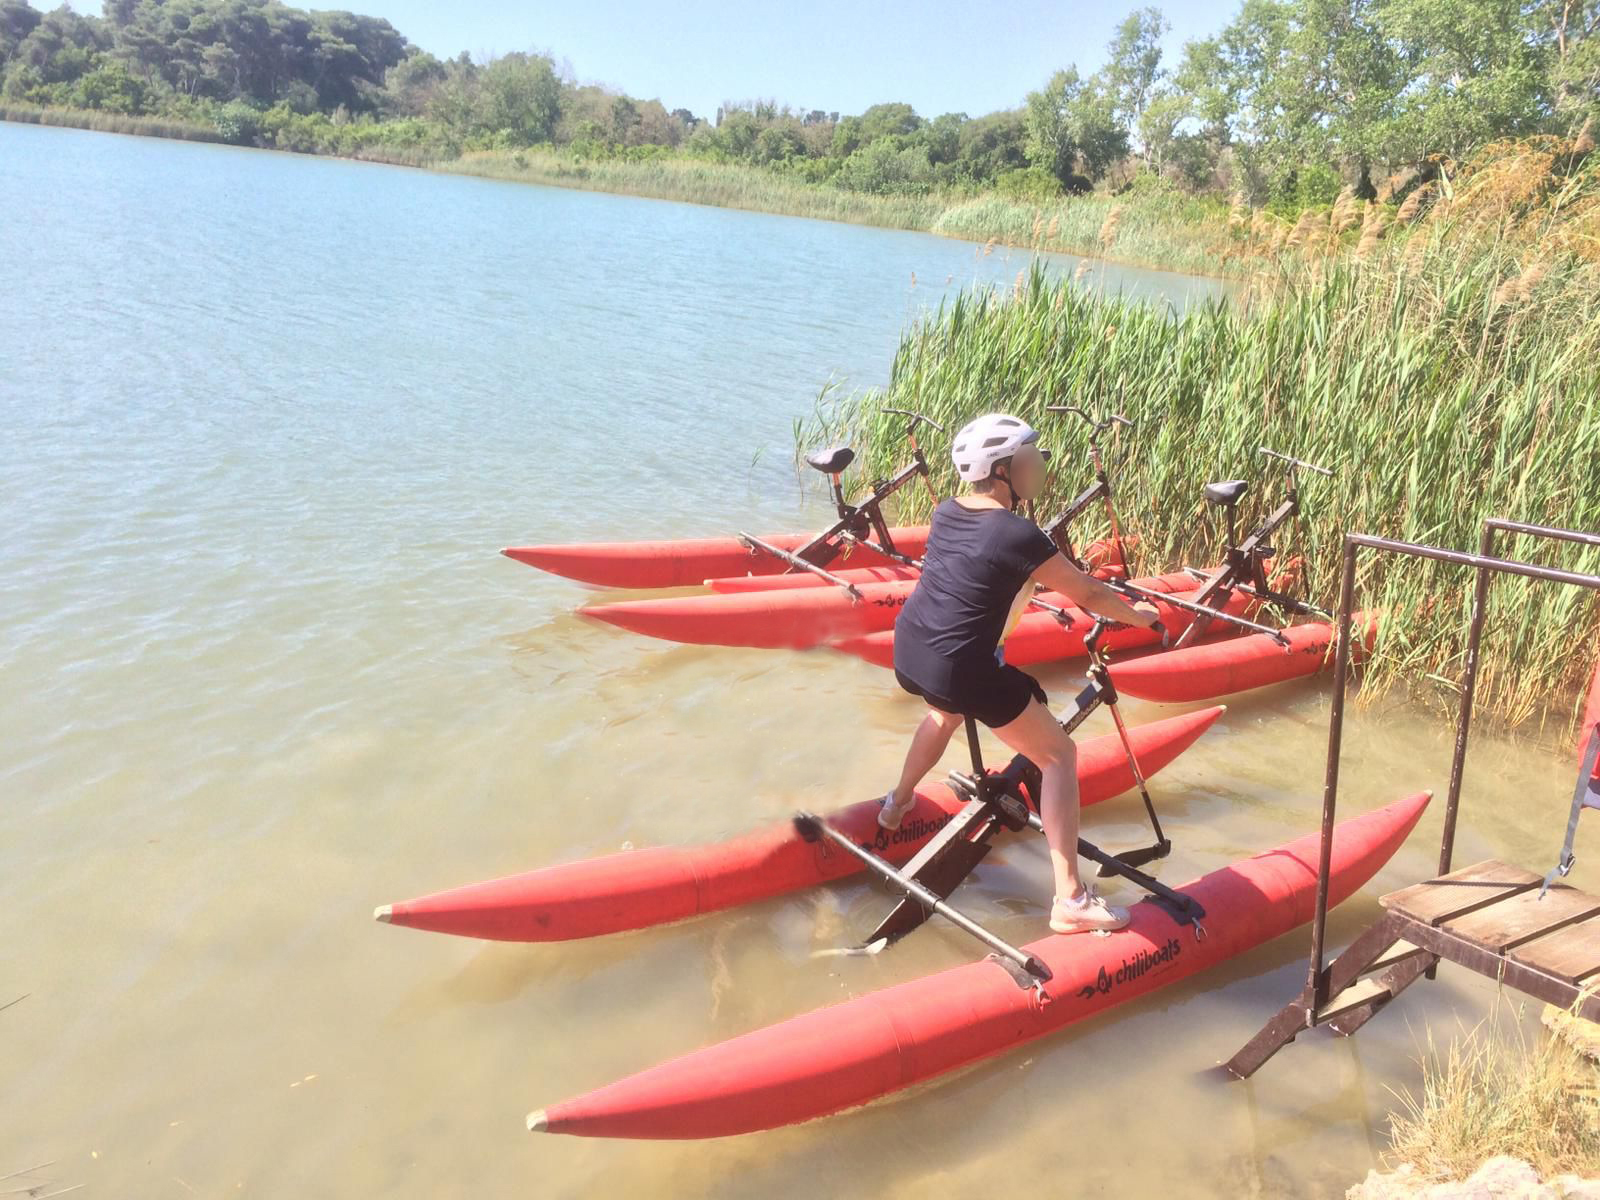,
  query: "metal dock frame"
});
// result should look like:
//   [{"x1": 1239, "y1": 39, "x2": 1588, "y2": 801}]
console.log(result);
[{"x1": 1225, "y1": 519, "x2": 1600, "y2": 1079}]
